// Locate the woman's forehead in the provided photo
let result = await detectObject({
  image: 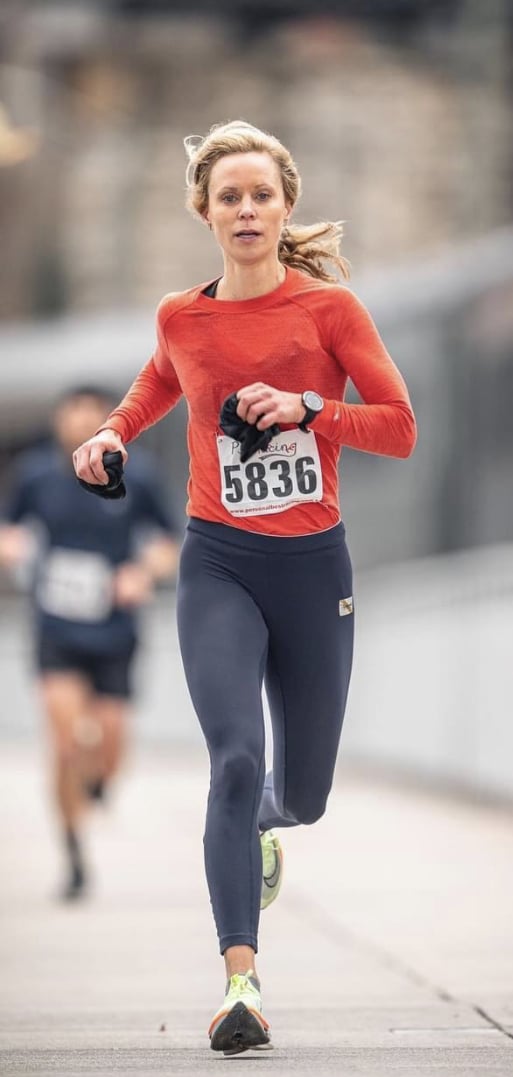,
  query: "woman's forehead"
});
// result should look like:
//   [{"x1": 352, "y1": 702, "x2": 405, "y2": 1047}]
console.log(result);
[{"x1": 209, "y1": 151, "x2": 281, "y2": 189}]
